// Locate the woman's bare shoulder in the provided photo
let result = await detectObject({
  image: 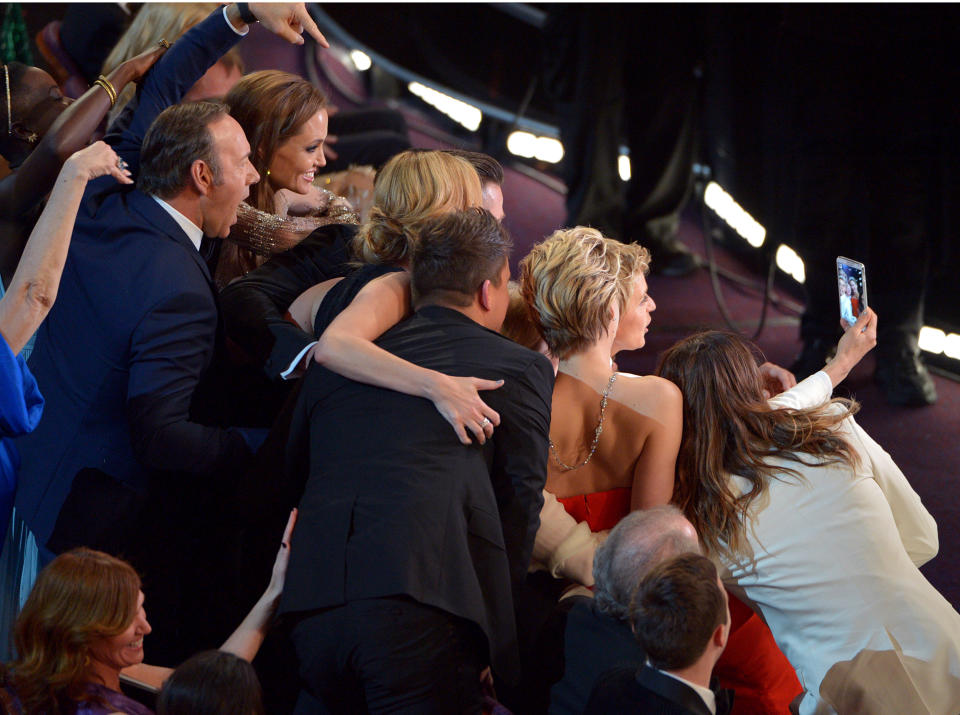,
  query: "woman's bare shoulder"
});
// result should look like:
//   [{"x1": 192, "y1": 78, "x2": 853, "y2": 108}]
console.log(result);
[{"x1": 613, "y1": 373, "x2": 683, "y2": 415}]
